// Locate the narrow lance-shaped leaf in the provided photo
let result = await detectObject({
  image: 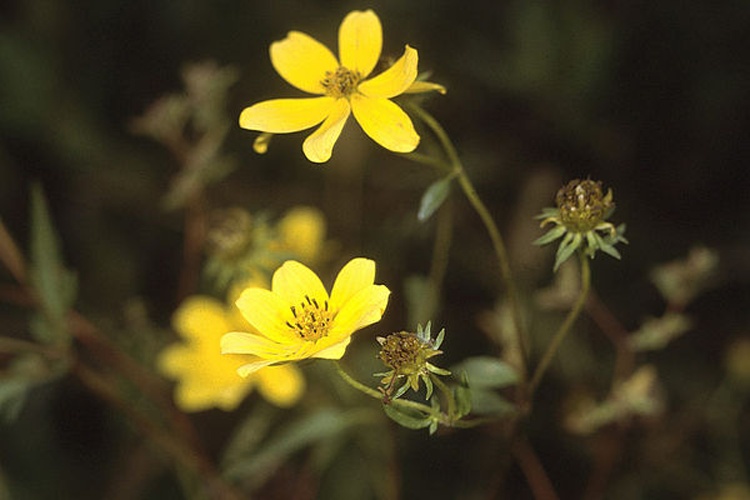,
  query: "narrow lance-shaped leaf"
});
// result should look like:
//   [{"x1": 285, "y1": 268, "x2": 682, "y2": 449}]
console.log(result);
[
  {"x1": 382, "y1": 403, "x2": 433, "y2": 430},
  {"x1": 29, "y1": 183, "x2": 77, "y2": 345},
  {"x1": 418, "y1": 176, "x2": 453, "y2": 222}
]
